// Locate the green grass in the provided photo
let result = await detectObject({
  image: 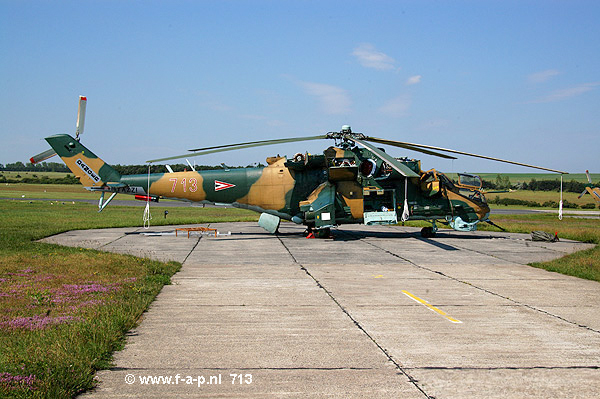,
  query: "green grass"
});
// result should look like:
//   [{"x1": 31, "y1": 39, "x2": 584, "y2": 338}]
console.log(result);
[
  {"x1": 0, "y1": 200, "x2": 258, "y2": 398},
  {"x1": 404, "y1": 213, "x2": 600, "y2": 282},
  {"x1": 0, "y1": 183, "x2": 132, "y2": 201},
  {"x1": 446, "y1": 172, "x2": 600, "y2": 184},
  {"x1": 487, "y1": 189, "x2": 598, "y2": 209},
  {"x1": 478, "y1": 214, "x2": 600, "y2": 281},
  {"x1": 0, "y1": 183, "x2": 190, "y2": 203},
  {"x1": 1, "y1": 189, "x2": 599, "y2": 397}
]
